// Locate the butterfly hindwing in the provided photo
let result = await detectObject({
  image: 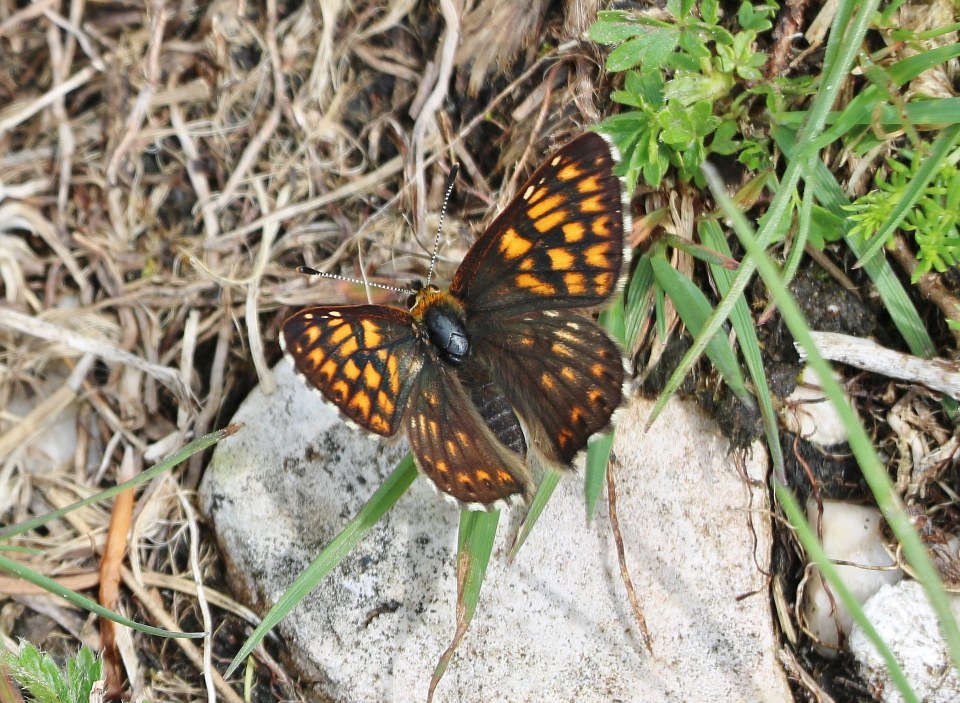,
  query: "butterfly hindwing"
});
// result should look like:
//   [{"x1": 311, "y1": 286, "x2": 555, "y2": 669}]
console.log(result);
[
  {"x1": 466, "y1": 309, "x2": 625, "y2": 466},
  {"x1": 281, "y1": 306, "x2": 424, "y2": 436},
  {"x1": 450, "y1": 132, "x2": 629, "y2": 315},
  {"x1": 407, "y1": 358, "x2": 532, "y2": 507}
]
